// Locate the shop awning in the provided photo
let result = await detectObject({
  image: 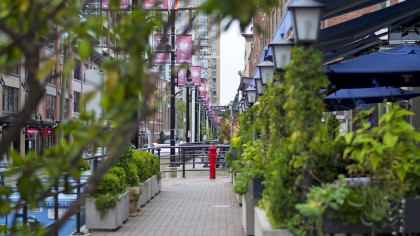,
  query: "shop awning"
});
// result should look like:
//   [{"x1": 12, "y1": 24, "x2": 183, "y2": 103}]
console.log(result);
[
  {"x1": 325, "y1": 44, "x2": 420, "y2": 89},
  {"x1": 324, "y1": 87, "x2": 420, "y2": 111},
  {"x1": 317, "y1": 0, "x2": 420, "y2": 59}
]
